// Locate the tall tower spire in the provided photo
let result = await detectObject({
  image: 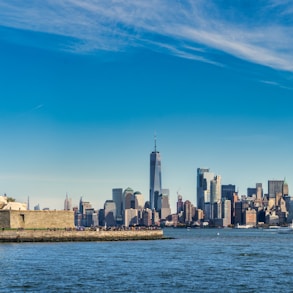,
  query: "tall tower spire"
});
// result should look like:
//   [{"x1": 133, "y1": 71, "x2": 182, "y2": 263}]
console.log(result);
[{"x1": 150, "y1": 134, "x2": 162, "y2": 210}]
